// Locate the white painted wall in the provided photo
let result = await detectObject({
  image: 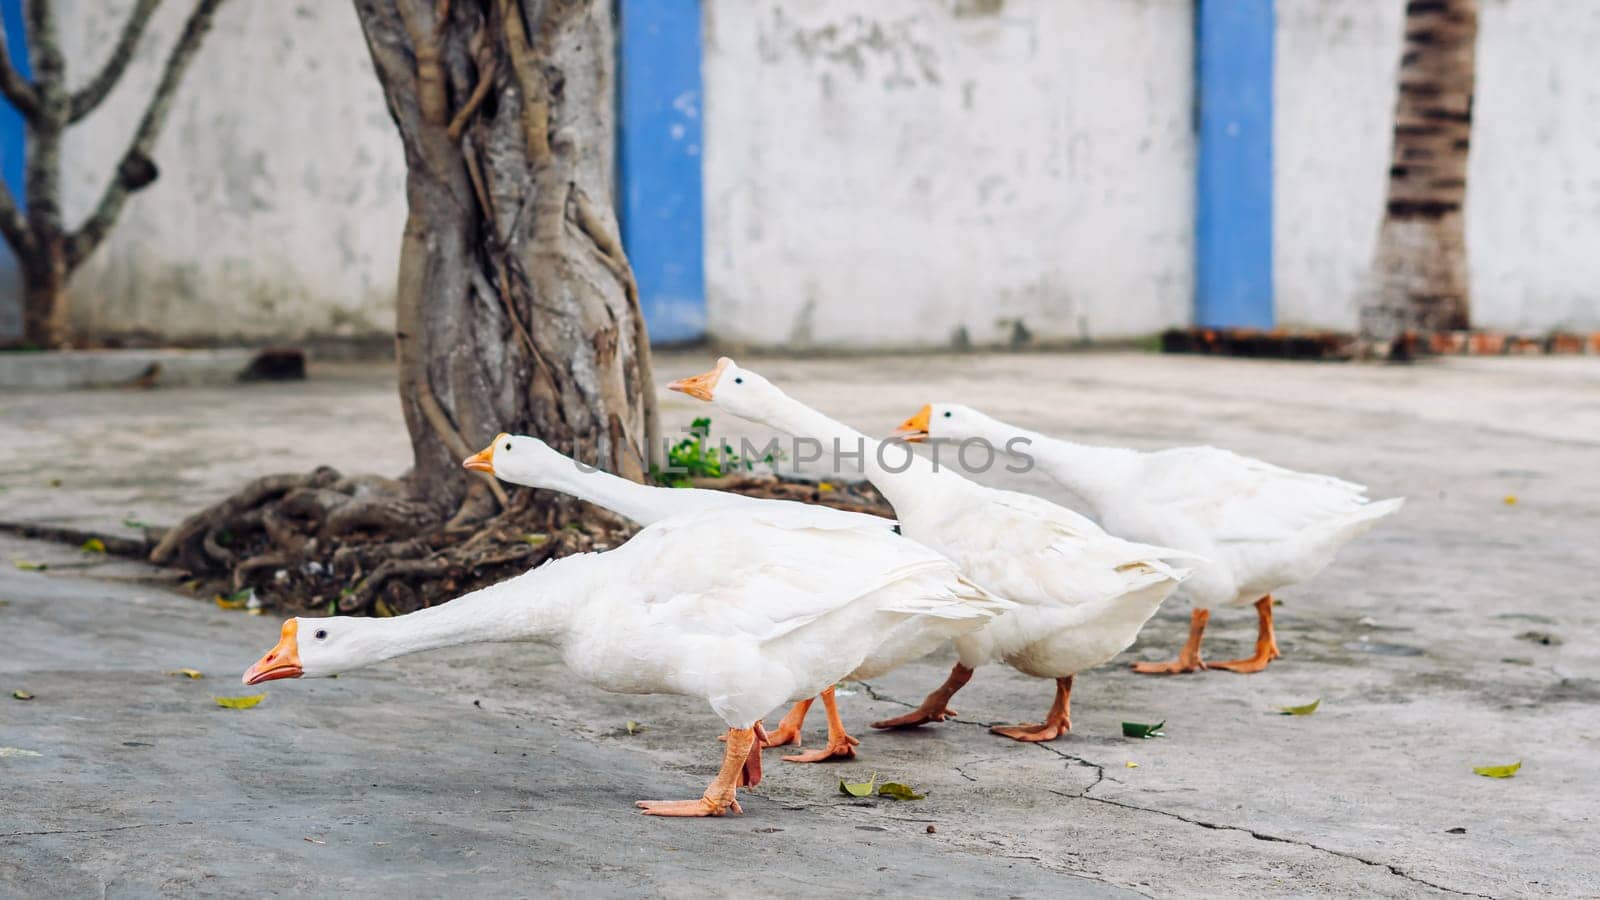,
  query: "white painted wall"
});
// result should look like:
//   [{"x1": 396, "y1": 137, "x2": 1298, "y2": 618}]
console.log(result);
[
  {"x1": 57, "y1": 0, "x2": 405, "y2": 343},
  {"x1": 27, "y1": 0, "x2": 1600, "y2": 348},
  {"x1": 1276, "y1": 0, "x2": 1600, "y2": 333},
  {"x1": 1469, "y1": 0, "x2": 1600, "y2": 332},
  {"x1": 1273, "y1": 0, "x2": 1402, "y2": 331},
  {"x1": 702, "y1": 0, "x2": 1195, "y2": 350}
]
